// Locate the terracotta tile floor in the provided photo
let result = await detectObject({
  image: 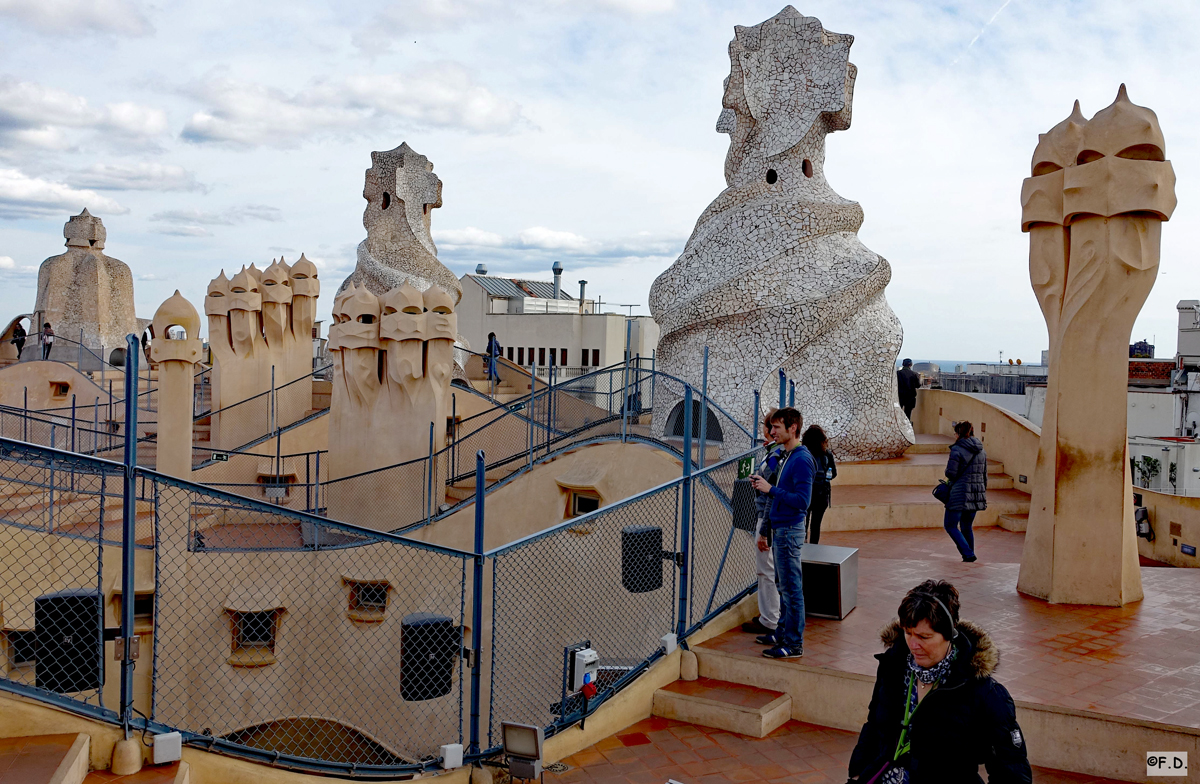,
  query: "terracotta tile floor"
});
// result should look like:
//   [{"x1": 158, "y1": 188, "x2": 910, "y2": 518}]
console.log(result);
[
  {"x1": 659, "y1": 677, "x2": 784, "y2": 710},
  {"x1": 702, "y1": 527, "x2": 1200, "y2": 729},
  {"x1": 0, "y1": 734, "x2": 78, "y2": 783},
  {"x1": 552, "y1": 716, "x2": 1134, "y2": 783}
]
